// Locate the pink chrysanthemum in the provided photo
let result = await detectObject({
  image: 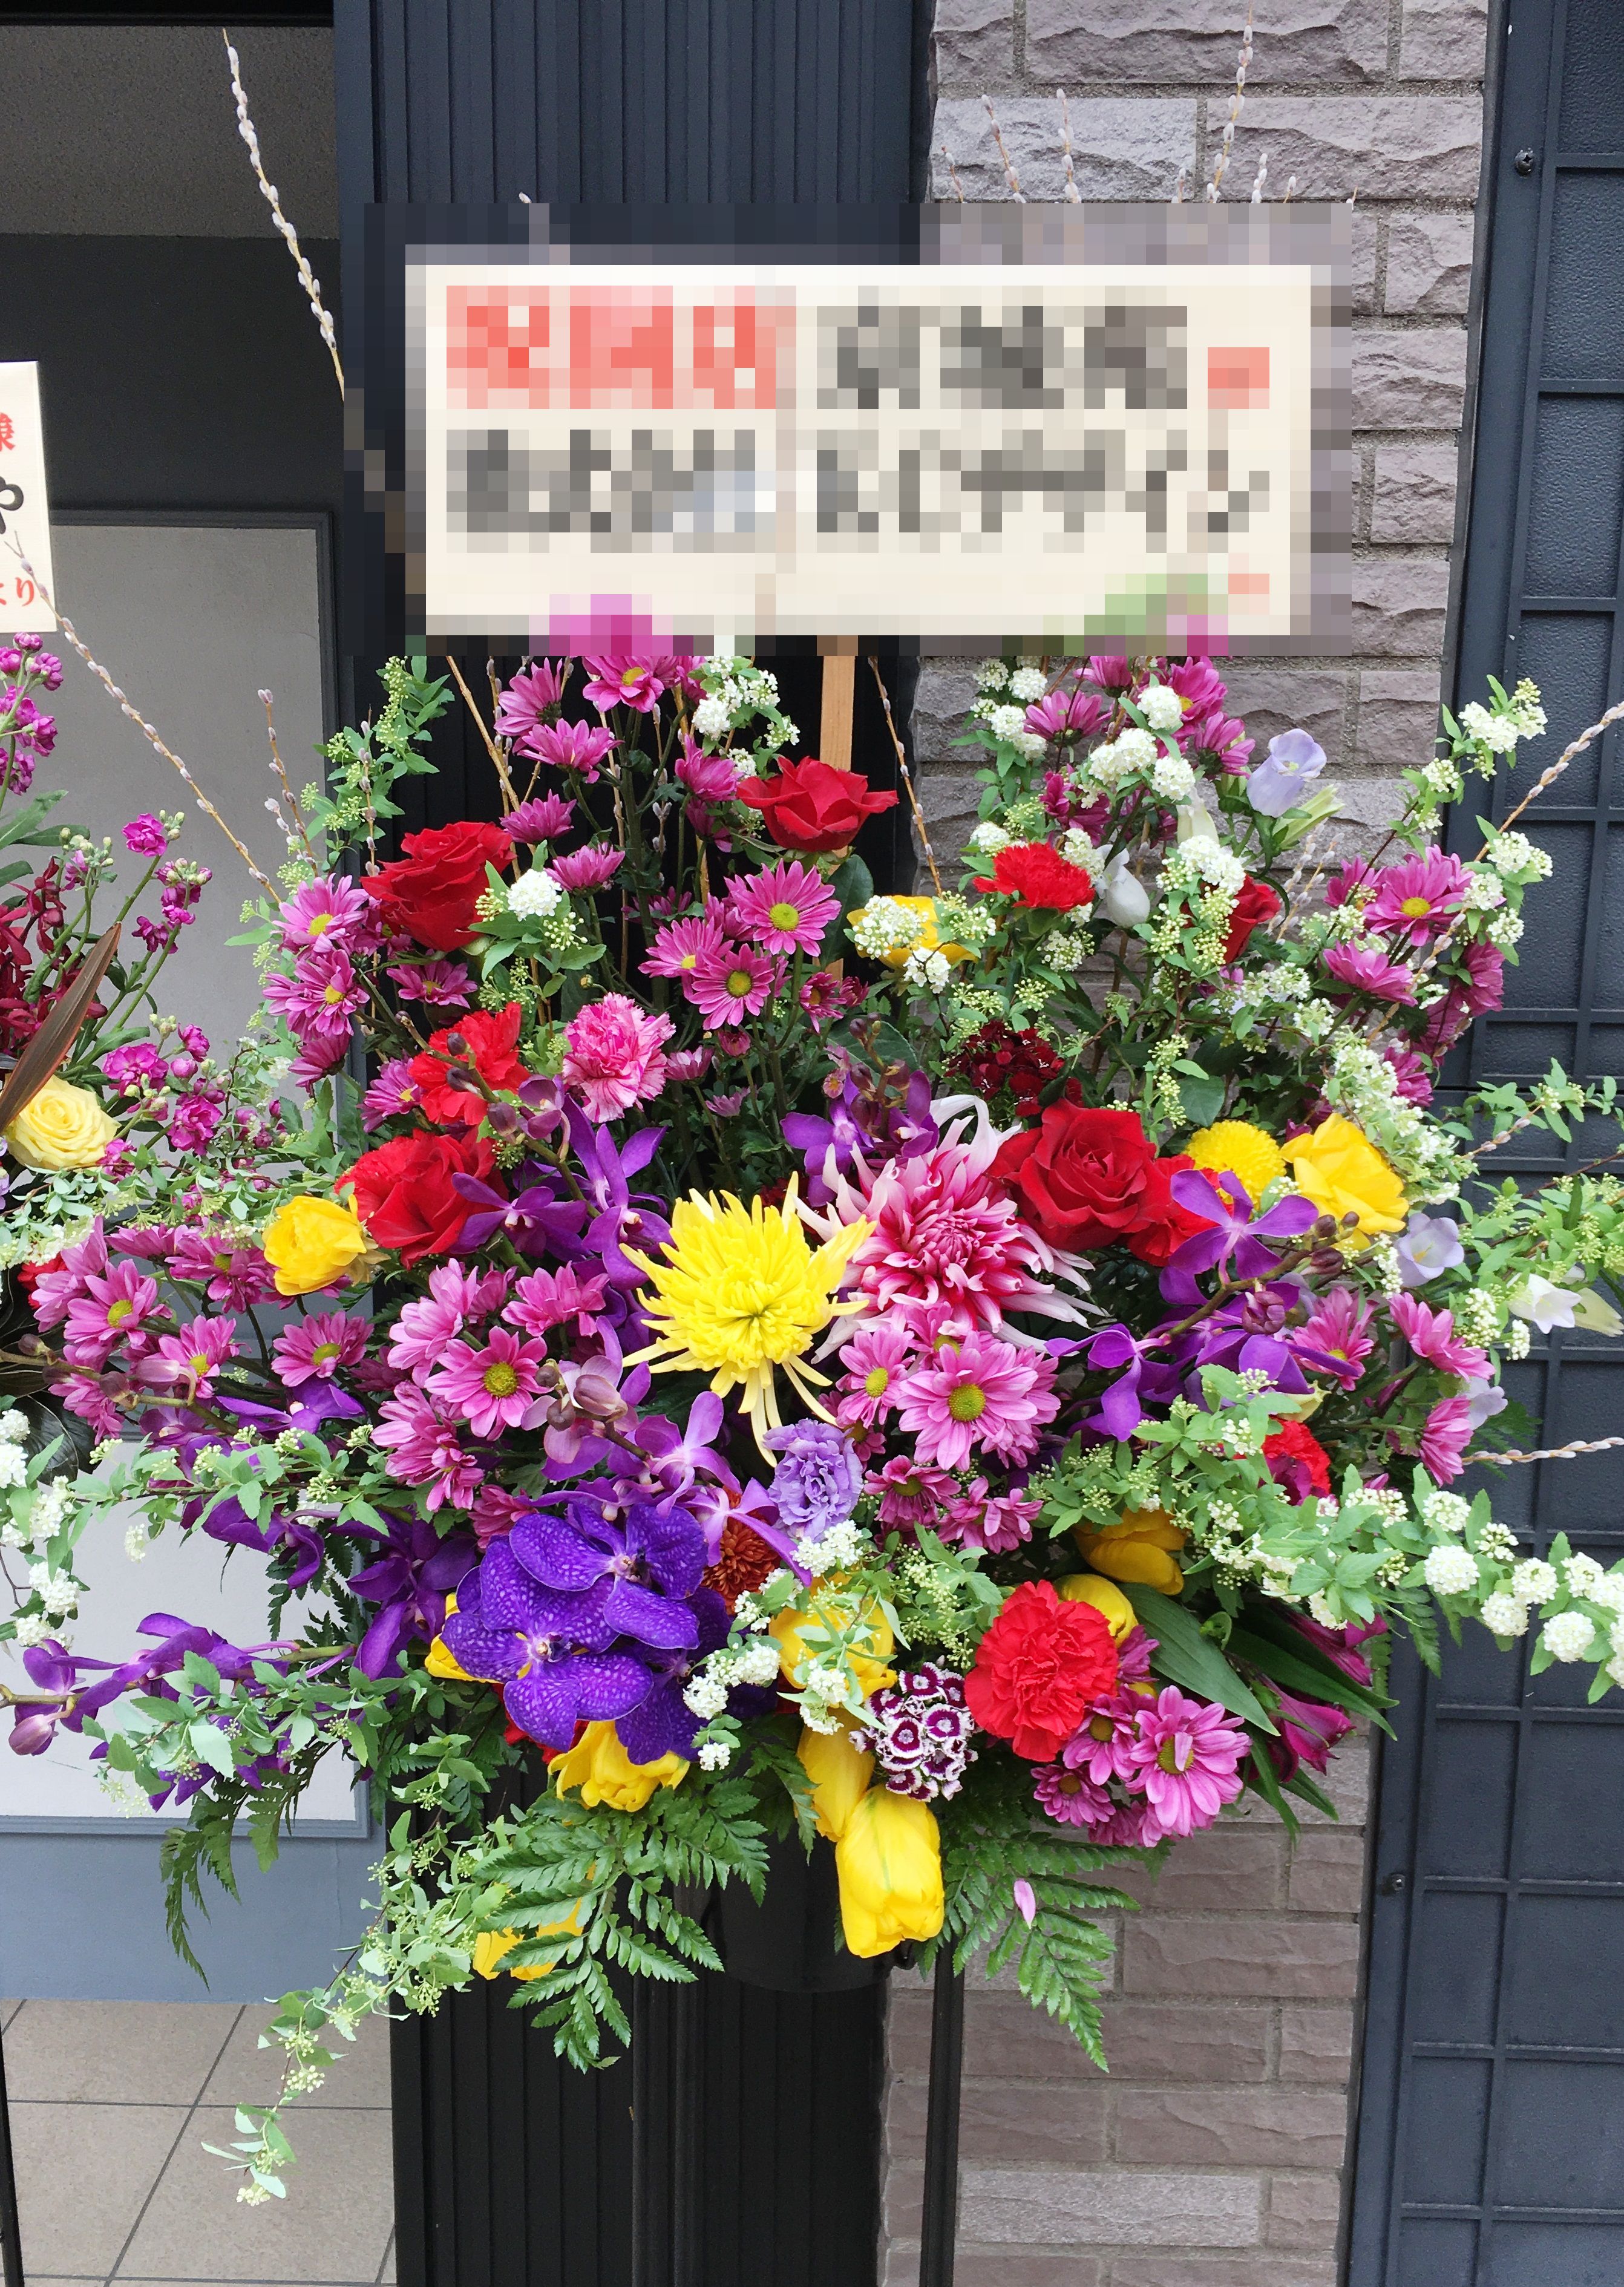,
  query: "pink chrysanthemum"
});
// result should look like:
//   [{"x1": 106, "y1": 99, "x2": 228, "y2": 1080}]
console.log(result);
[
  {"x1": 1120, "y1": 1686, "x2": 1248, "y2": 1840},
  {"x1": 427, "y1": 1325, "x2": 549, "y2": 1436},
  {"x1": 264, "y1": 944, "x2": 367, "y2": 1037},
  {"x1": 61, "y1": 1265, "x2": 164, "y2": 1369},
  {"x1": 1061, "y1": 1692, "x2": 1144, "y2": 1787},
  {"x1": 505, "y1": 791, "x2": 575, "y2": 843},
  {"x1": 277, "y1": 875, "x2": 381, "y2": 955},
  {"x1": 1298, "y1": 1286, "x2": 1375, "y2": 1390},
  {"x1": 1364, "y1": 850, "x2": 1470, "y2": 946},
  {"x1": 387, "y1": 958, "x2": 474, "y2": 1009},
  {"x1": 273, "y1": 1312, "x2": 370, "y2": 1389},
  {"x1": 28, "y1": 1224, "x2": 110, "y2": 1330},
  {"x1": 1391, "y1": 1294, "x2": 1489, "y2": 1381},
  {"x1": 943, "y1": 1478, "x2": 1043, "y2": 1554},
  {"x1": 147, "y1": 1315, "x2": 239, "y2": 1400},
  {"x1": 1322, "y1": 943, "x2": 1419, "y2": 1004},
  {"x1": 894, "y1": 1330, "x2": 1059, "y2": 1472},
  {"x1": 374, "y1": 1386, "x2": 486, "y2": 1511},
  {"x1": 362, "y1": 1059, "x2": 424, "y2": 1130},
  {"x1": 504, "y1": 1263, "x2": 611, "y2": 1339},
  {"x1": 387, "y1": 1262, "x2": 511, "y2": 1382},
  {"x1": 641, "y1": 914, "x2": 727, "y2": 981},
  {"x1": 552, "y1": 844, "x2": 626, "y2": 893},
  {"x1": 724, "y1": 860, "x2": 839, "y2": 957},
  {"x1": 1033, "y1": 1763, "x2": 1114, "y2": 1826},
  {"x1": 494, "y1": 661, "x2": 568, "y2": 748},
  {"x1": 581, "y1": 656, "x2": 666, "y2": 713},
  {"x1": 165, "y1": 1231, "x2": 277, "y2": 1310},
  {"x1": 684, "y1": 943, "x2": 779, "y2": 1029},
  {"x1": 522, "y1": 719, "x2": 618, "y2": 780},
  {"x1": 562, "y1": 994, "x2": 673, "y2": 1121},
  {"x1": 869, "y1": 1455, "x2": 960, "y2": 1532},
  {"x1": 810, "y1": 1119, "x2": 1087, "y2": 1344},
  {"x1": 1417, "y1": 1395, "x2": 1475, "y2": 1484},
  {"x1": 834, "y1": 1322, "x2": 918, "y2": 1430}
]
